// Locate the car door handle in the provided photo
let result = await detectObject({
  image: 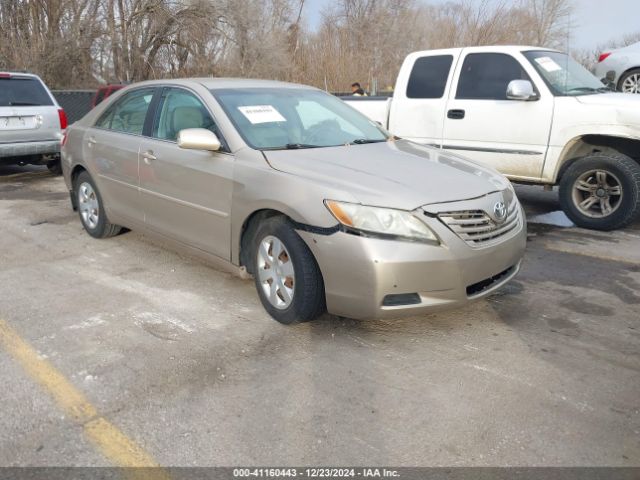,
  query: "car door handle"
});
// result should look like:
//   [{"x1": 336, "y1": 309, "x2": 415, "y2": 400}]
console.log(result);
[
  {"x1": 87, "y1": 137, "x2": 97, "y2": 147},
  {"x1": 447, "y1": 109, "x2": 465, "y2": 120},
  {"x1": 142, "y1": 150, "x2": 157, "y2": 164}
]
